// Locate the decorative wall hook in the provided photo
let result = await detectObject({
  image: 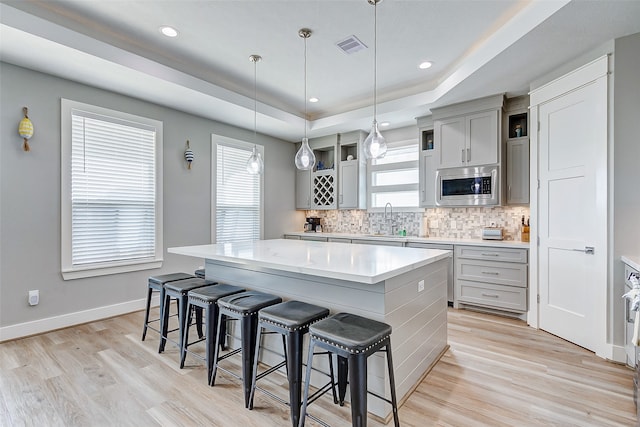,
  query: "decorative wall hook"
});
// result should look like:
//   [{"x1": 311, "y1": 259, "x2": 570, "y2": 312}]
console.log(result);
[
  {"x1": 184, "y1": 140, "x2": 194, "y2": 169},
  {"x1": 18, "y1": 107, "x2": 34, "y2": 152}
]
